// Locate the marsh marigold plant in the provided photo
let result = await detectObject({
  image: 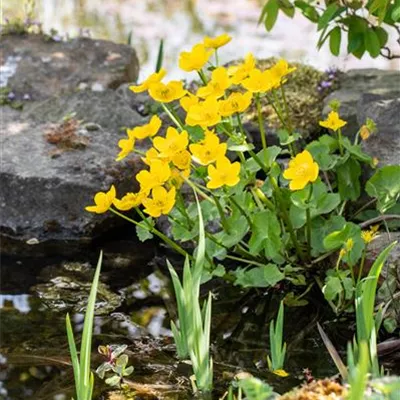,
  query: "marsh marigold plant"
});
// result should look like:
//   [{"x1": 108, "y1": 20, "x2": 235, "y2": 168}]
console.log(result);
[{"x1": 86, "y1": 35, "x2": 393, "y2": 314}]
